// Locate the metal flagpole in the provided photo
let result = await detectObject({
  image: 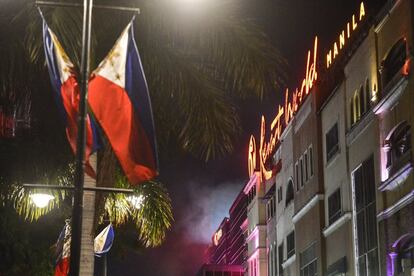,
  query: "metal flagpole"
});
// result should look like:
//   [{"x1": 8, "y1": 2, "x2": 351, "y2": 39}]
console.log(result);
[
  {"x1": 69, "y1": 0, "x2": 93, "y2": 274},
  {"x1": 34, "y1": 1, "x2": 139, "y2": 275},
  {"x1": 103, "y1": 254, "x2": 107, "y2": 276}
]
